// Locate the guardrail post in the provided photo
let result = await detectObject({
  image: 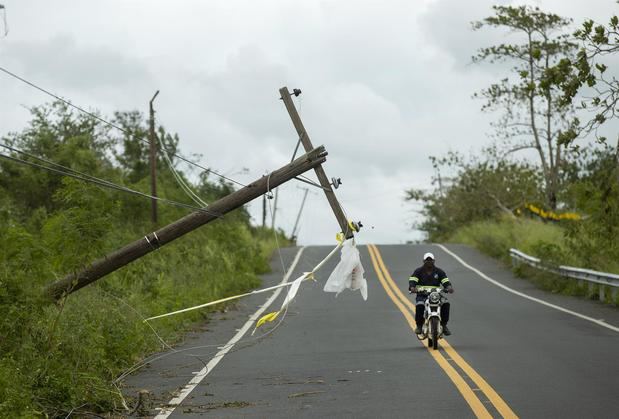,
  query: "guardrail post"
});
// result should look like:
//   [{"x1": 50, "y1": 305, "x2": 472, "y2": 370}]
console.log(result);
[
  {"x1": 599, "y1": 285, "x2": 606, "y2": 302},
  {"x1": 587, "y1": 281, "x2": 594, "y2": 298}
]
